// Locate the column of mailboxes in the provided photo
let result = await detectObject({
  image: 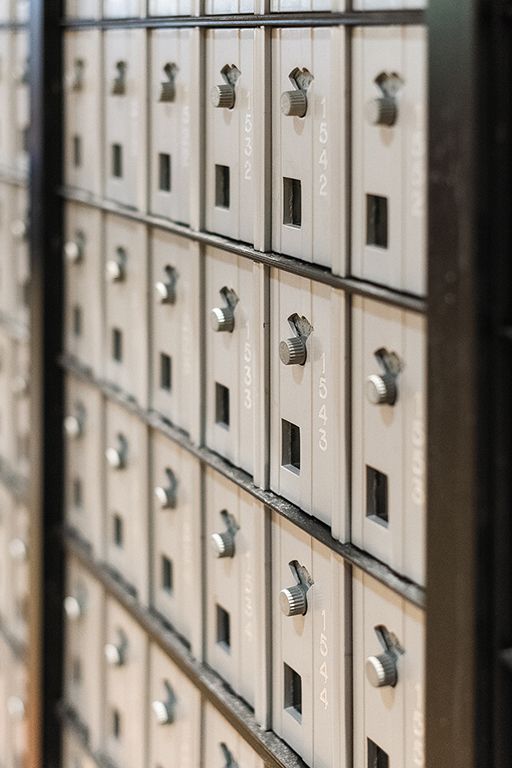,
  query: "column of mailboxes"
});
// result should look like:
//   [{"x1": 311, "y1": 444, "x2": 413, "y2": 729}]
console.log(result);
[
  {"x1": 63, "y1": 8, "x2": 426, "y2": 768},
  {"x1": 0, "y1": 5, "x2": 31, "y2": 768}
]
